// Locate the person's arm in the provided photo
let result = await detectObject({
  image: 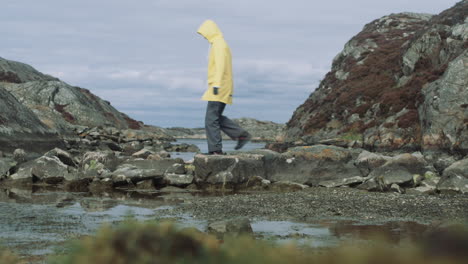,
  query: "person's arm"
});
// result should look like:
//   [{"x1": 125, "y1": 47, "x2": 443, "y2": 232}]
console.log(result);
[{"x1": 212, "y1": 40, "x2": 226, "y2": 89}]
